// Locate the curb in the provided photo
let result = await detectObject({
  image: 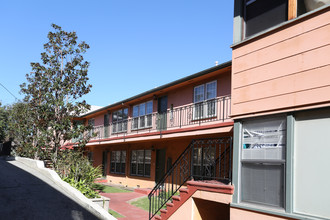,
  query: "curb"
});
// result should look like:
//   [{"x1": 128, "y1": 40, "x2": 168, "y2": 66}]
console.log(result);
[{"x1": 11, "y1": 156, "x2": 115, "y2": 220}]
